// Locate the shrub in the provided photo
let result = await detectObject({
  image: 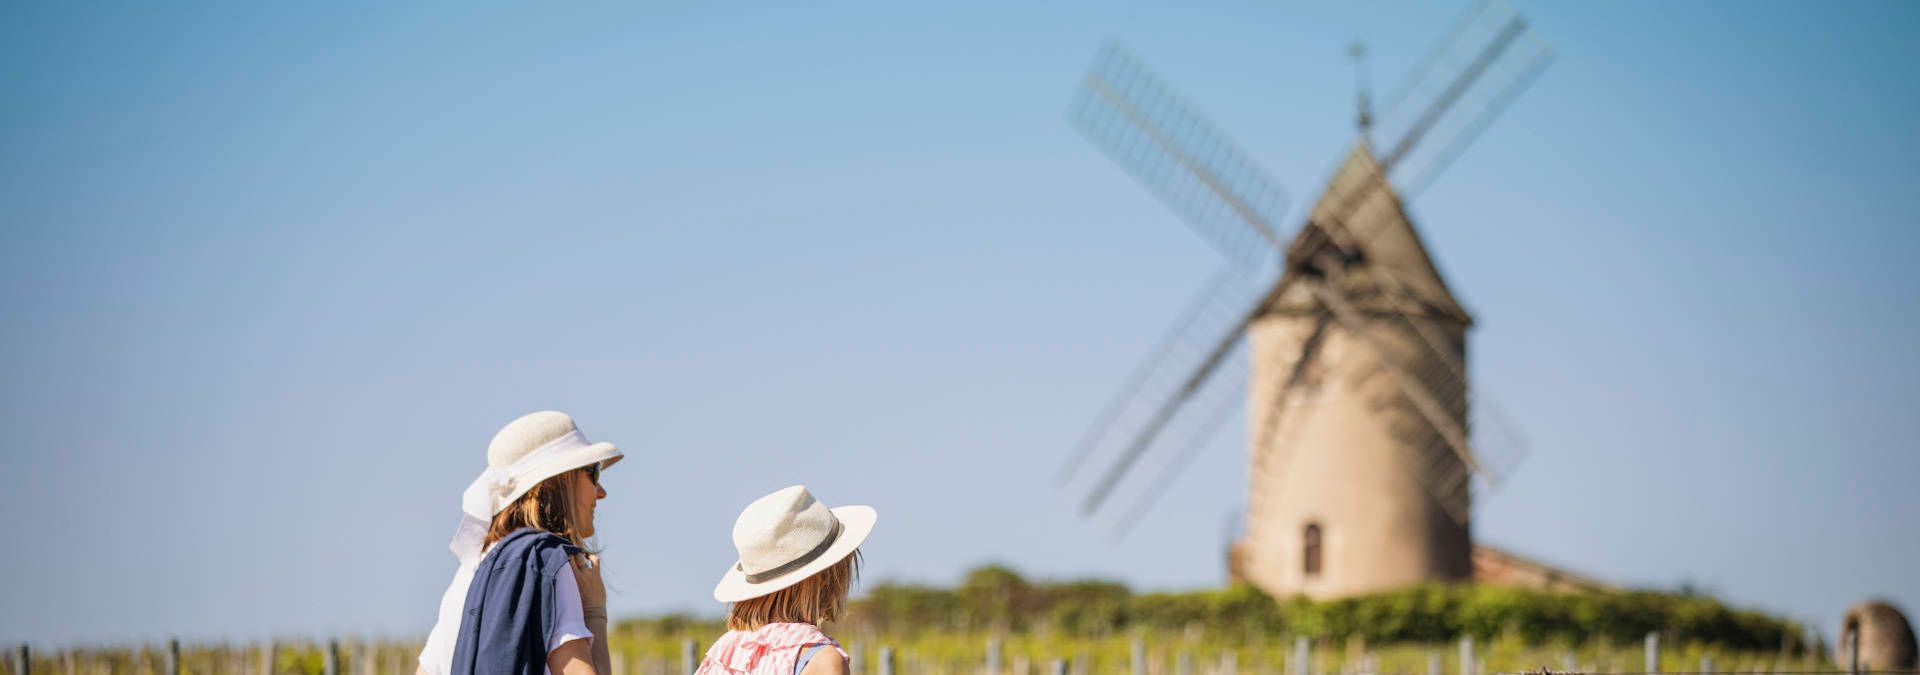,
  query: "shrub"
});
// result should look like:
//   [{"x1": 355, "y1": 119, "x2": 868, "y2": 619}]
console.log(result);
[{"x1": 838, "y1": 565, "x2": 1803, "y2": 650}]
